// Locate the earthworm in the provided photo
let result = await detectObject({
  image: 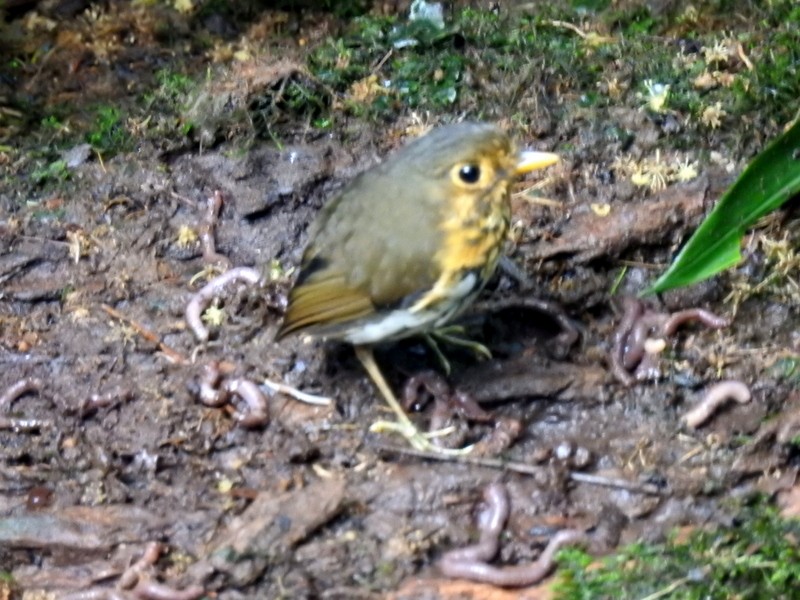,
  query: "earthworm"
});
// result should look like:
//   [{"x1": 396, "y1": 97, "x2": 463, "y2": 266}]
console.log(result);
[
  {"x1": 632, "y1": 349, "x2": 662, "y2": 381},
  {"x1": 440, "y1": 529, "x2": 589, "y2": 587},
  {"x1": 61, "y1": 591, "x2": 127, "y2": 600},
  {"x1": 610, "y1": 297, "x2": 730, "y2": 385},
  {"x1": 683, "y1": 380, "x2": 752, "y2": 429},
  {"x1": 0, "y1": 377, "x2": 43, "y2": 411},
  {"x1": 185, "y1": 267, "x2": 261, "y2": 342},
  {"x1": 440, "y1": 483, "x2": 508, "y2": 564},
  {"x1": 197, "y1": 361, "x2": 226, "y2": 406},
  {"x1": 622, "y1": 311, "x2": 668, "y2": 370},
  {"x1": 610, "y1": 296, "x2": 641, "y2": 386},
  {"x1": 403, "y1": 372, "x2": 491, "y2": 421},
  {"x1": 199, "y1": 190, "x2": 231, "y2": 269},
  {"x1": 403, "y1": 371, "x2": 451, "y2": 412},
  {"x1": 195, "y1": 362, "x2": 268, "y2": 427},
  {"x1": 80, "y1": 387, "x2": 134, "y2": 417},
  {"x1": 663, "y1": 308, "x2": 730, "y2": 336},
  {"x1": 402, "y1": 371, "x2": 497, "y2": 449},
  {"x1": 225, "y1": 378, "x2": 269, "y2": 428},
  {"x1": 131, "y1": 581, "x2": 204, "y2": 600},
  {"x1": 451, "y1": 389, "x2": 493, "y2": 422},
  {"x1": 472, "y1": 417, "x2": 522, "y2": 456},
  {"x1": 439, "y1": 482, "x2": 589, "y2": 586},
  {"x1": 119, "y1": 542, "x2": 164, "y2": 589},
  {"x1": 63, "y1": 542, "x2": 203, "y2": 600}
]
